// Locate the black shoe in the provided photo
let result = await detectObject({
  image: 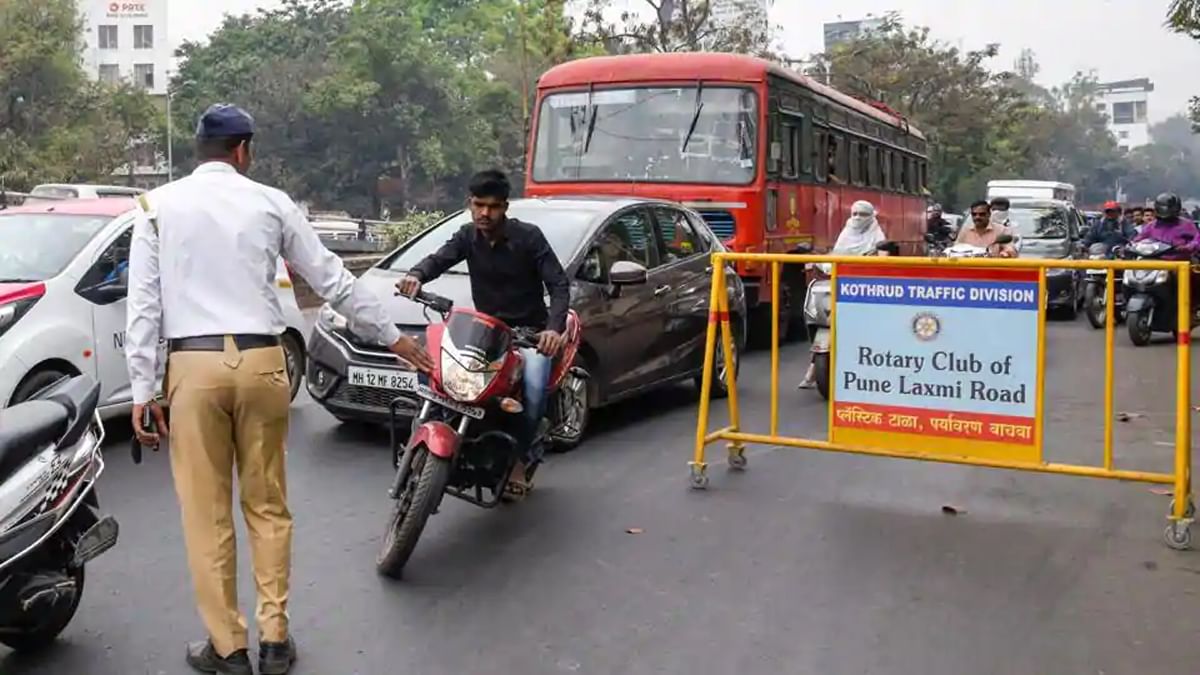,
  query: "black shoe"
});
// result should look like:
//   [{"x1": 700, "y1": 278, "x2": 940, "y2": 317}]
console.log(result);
[
  {"x1": 259, "y1": 635, "x2": 297, "y2": 675},
  {"x1": 185, "y1": 640, "x2": 253, "y2": 675}
]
